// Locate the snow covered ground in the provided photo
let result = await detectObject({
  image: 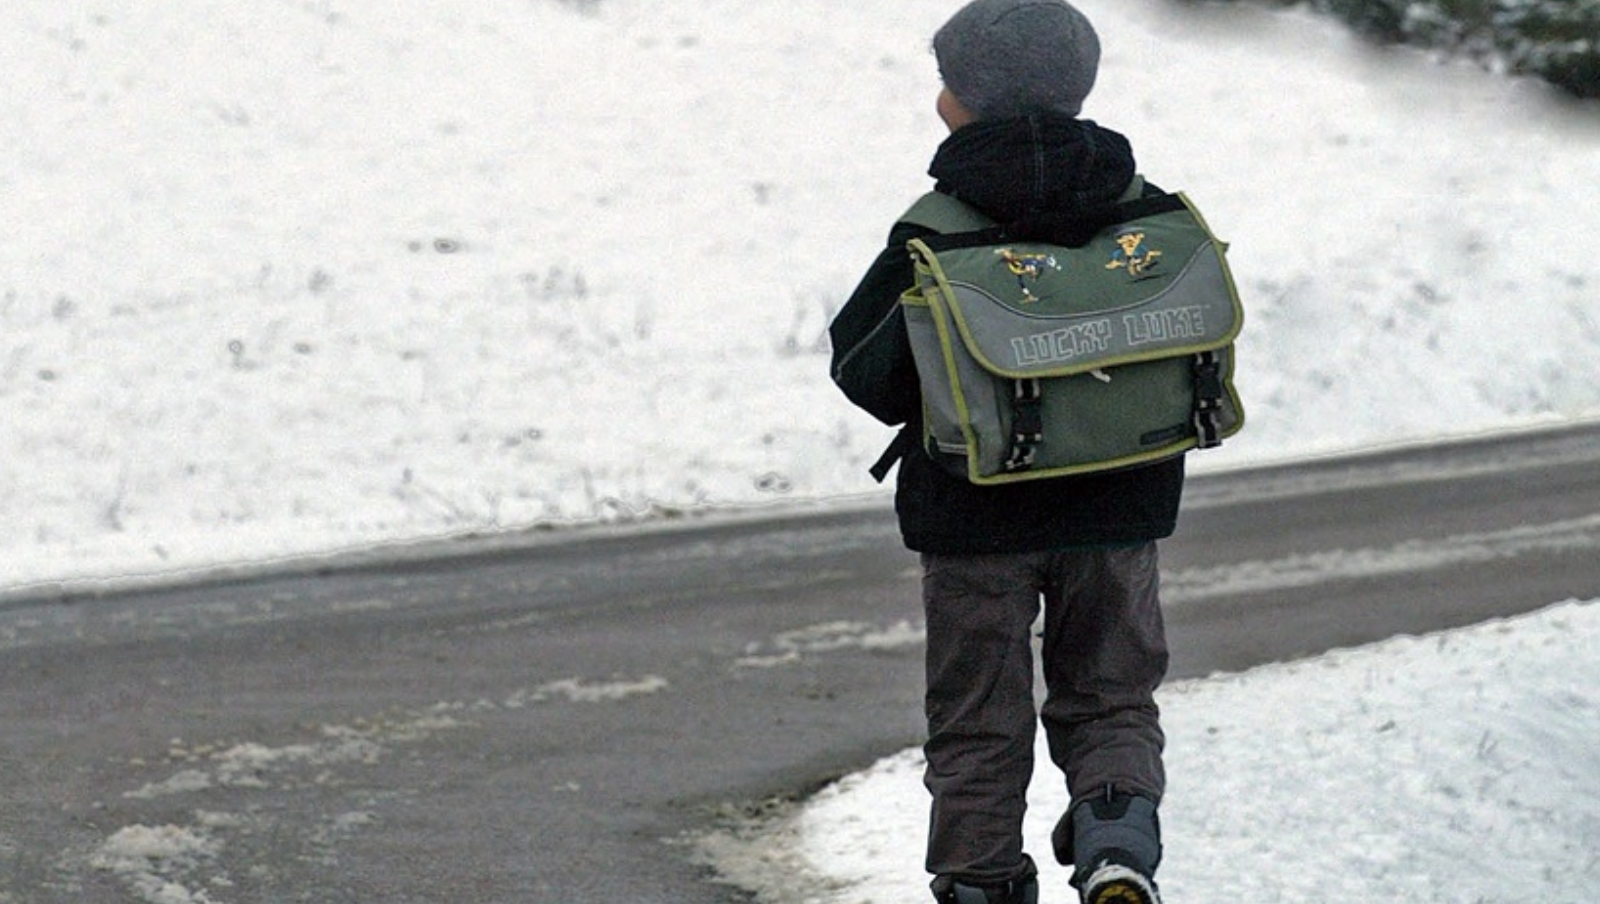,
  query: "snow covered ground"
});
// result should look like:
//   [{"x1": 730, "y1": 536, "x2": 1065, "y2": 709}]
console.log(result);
[
  {"x1": 702, "y1": 600, "x2": 1600, "y2": 903},
  {"x1": 5, "y1": 0, "x2": 1599, "y2": 901},
  {"x1": 4, "y1": 0, "x2": 1599, "y2": 599}
]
